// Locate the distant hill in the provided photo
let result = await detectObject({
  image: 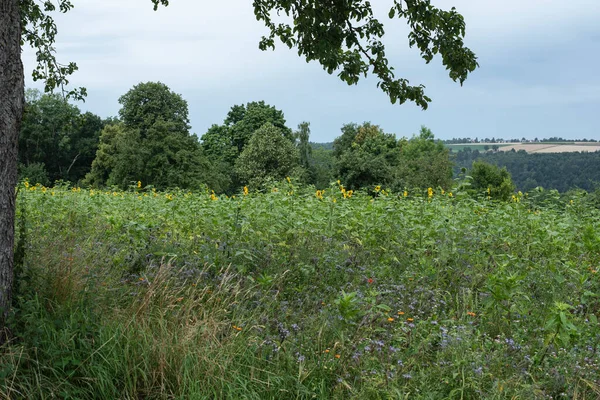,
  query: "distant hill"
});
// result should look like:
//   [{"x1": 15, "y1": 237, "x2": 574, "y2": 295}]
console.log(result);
[{"x1": 310, "y1": 142, "x2": 333, "y2": 151}]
